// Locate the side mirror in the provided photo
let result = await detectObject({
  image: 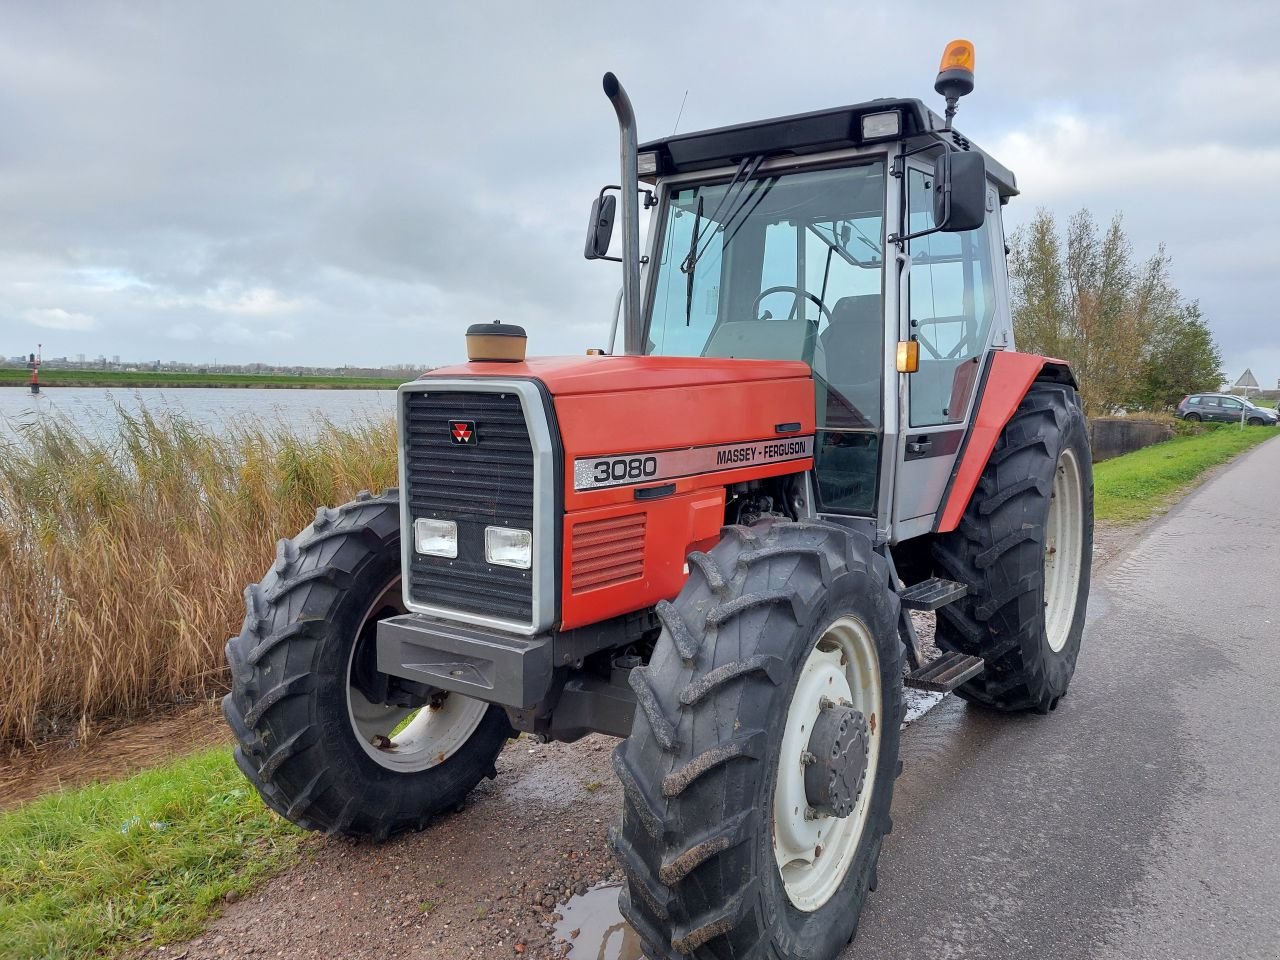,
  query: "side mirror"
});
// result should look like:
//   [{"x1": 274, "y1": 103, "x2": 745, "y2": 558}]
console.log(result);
[
  {"x1": 933, "y1": 150, "x2": 987, "y2": 233},
  {"x1": 584, "y1": 193, "x2": 617, "y2": 260}
]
